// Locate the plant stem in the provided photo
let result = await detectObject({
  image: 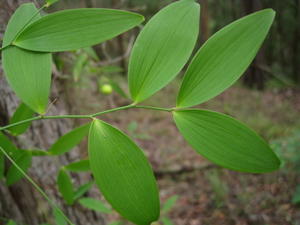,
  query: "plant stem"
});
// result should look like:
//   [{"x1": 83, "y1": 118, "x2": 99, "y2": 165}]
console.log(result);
[
  {"x1": 91, "y1": 104, "x2": 135, "y2": 117},
  {"x1": 0, "y1": 146, "x2": 75, "y2": 225},
  {"x1": 0, "y1": 104, "x2": 173, "y2": 132},
  {"x1": 134, "y1": 105, "x2": 174, "y2": 112}
]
